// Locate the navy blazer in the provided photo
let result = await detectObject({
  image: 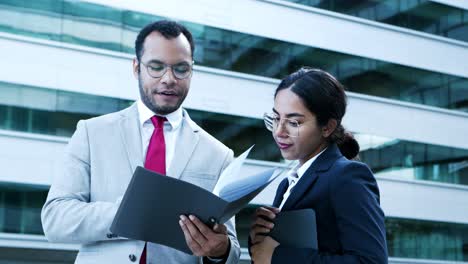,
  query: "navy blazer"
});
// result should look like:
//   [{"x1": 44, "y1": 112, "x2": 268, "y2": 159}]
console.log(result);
[{"x1": 270, "y1": 144, "x2": 388, "y2": 263}]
